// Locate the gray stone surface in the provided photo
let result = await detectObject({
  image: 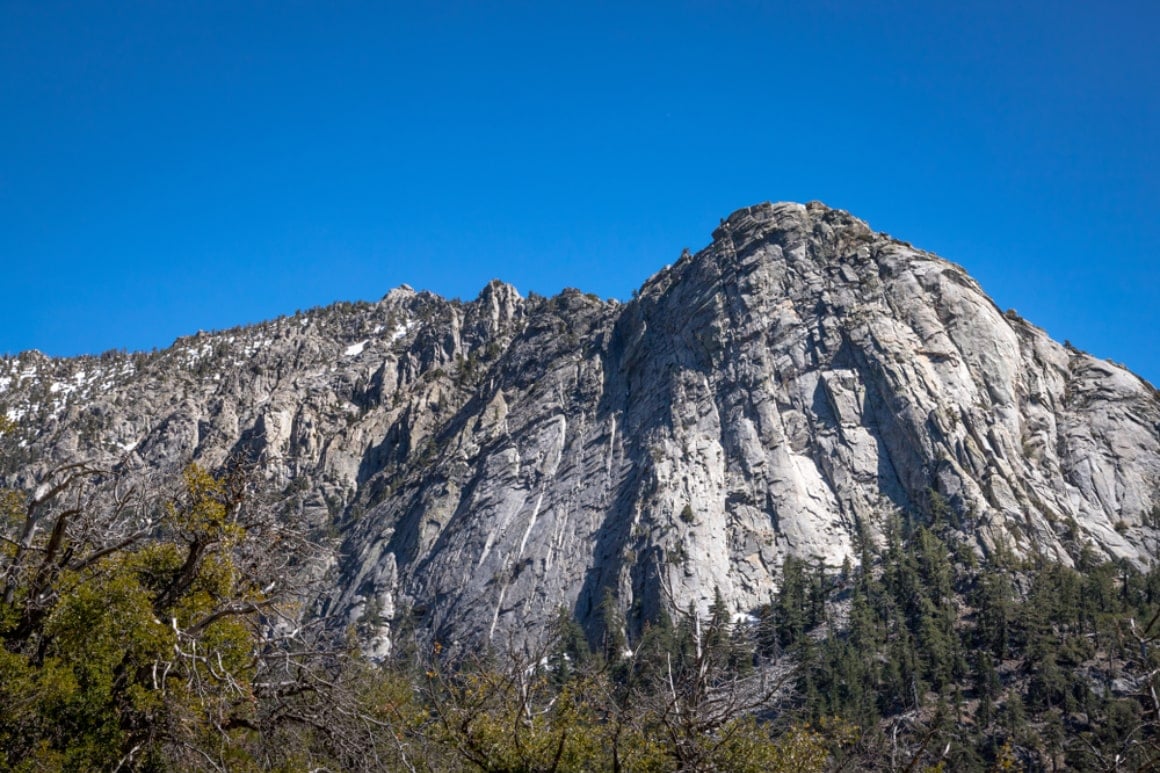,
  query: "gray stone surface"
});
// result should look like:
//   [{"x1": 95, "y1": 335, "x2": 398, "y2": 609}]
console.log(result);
[{"x1": 2, "y1": 201, "x2": 1158, "y2": 655}]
